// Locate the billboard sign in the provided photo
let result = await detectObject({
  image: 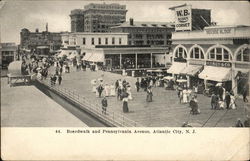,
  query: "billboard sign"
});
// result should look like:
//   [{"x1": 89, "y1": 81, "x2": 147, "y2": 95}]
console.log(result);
[{"x1": 175, "y1": 5, "x2": 192, "y2": 31}]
